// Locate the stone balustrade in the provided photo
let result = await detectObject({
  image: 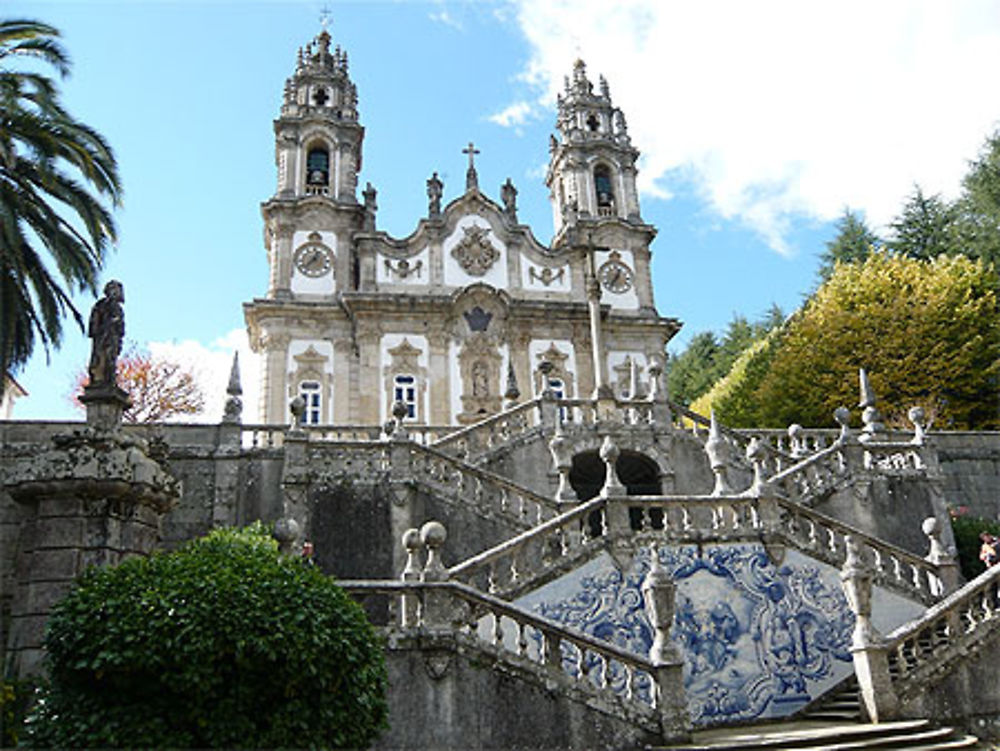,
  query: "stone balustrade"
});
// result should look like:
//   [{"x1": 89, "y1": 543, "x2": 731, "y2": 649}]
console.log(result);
[
  {"x1": 440, "y1": 483, "x2": 948, "y2": 608},
  {"x1": 409, "y1": 443, "x2": 559, "y2": 528},
  {"x1": 669, "y1": 400, "x2": 792, "y2": 476},
  {"x1": 340, "y1": 579, "x2": 669, "y2": 735},
  {"x1": 778, "y1": 499, "x2": 947, "y2": 605},
  {"x1": 241, "y1": 424, "x2": 286, "y2": 449},
  {"x1": 430, "y1": 398, "x2": 543, "y2": 458},
  {"x1": 447, "y1": 497, "x2": 607, "y2": 597},
  {"x1": 767, "y1": 441, "x2": 852, "y2": 504},
  {"x1": 883, "y1": 562, "x2": 1000, "y2": 689}
]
